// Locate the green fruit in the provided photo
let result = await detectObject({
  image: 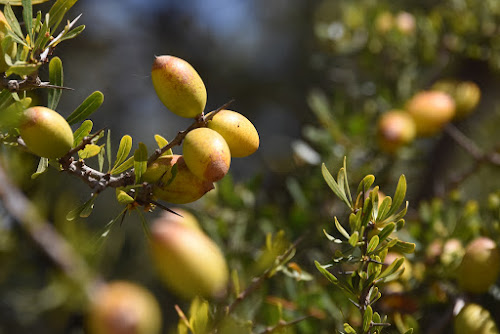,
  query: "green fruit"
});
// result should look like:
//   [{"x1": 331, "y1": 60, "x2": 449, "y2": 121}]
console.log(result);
[
  {"x1": 142, "y1": 155, "x2": 214, "y2": 204},
  {"x1": 454, "y1": 303, "x2": 499, "y2": 334},
  {"x1": 19, "y1": 106, "x2": 74, "y2": 158},
  {"x1": 150, "y1": 217, "x2": 229, "y2": 299},
  {"x1": 151, "y1": 55, "x2": 207, "y2": 118},
  {"x1": 406, "y1": 91, "x2": 455, "y2": 136},
  {"x1": 87, "y1": 281, "x2": 162, "y2": 334},
  {"x1": 457, "y1": 237, "x2": 500, "y2": 293},
  {"x1": 156, "y1": 207, "x2": 201, "y2": 231},
  {"x1": 183, "y1": 127, "x2": 231, "y2": 182},
  {"x1": 207, "y1": 109, "x2": 259, "y2": 158},
  {"x1": 377, "y1": 110, "x2": 416, "y2": 153}
]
